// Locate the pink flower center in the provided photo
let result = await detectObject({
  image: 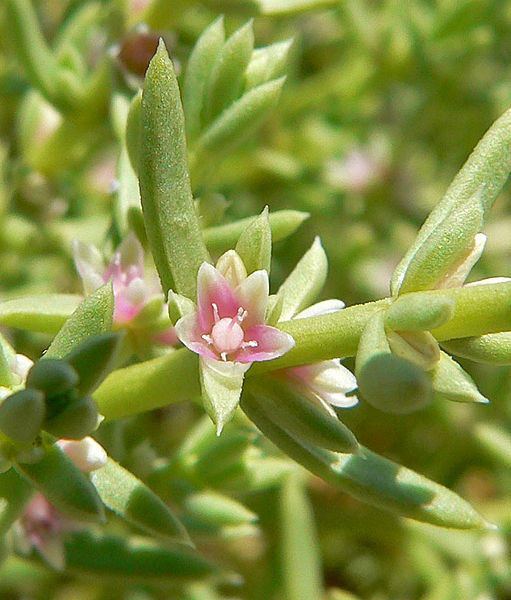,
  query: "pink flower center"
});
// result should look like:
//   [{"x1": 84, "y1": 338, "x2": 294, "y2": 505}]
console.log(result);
[{"x1": 202, "y1": 304, "x2": 258, "y2": 361}]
